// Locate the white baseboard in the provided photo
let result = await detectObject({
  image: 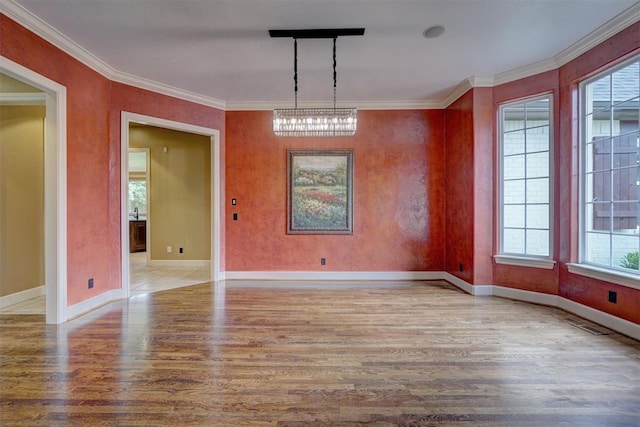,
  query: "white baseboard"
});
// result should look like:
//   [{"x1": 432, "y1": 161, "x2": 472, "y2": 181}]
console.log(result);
[
  {"x1": 65, "y1": 289, "x2": 126, "y2": 321},
  {"x1": 224, "y1": 271, "x2": 443, "y2": 281},
  {"x1": 557, "y1": 297, "x2": 640, "y2": 341},
  {"x1": 0, "y1": 285, "x2": 45, "y2": 309},
  {"x1": 147, "y1": 260, "x2": 210, "y2": 268},
  {"x1": 441, "y1": 273, "x2": 494, "y2": 296}
]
